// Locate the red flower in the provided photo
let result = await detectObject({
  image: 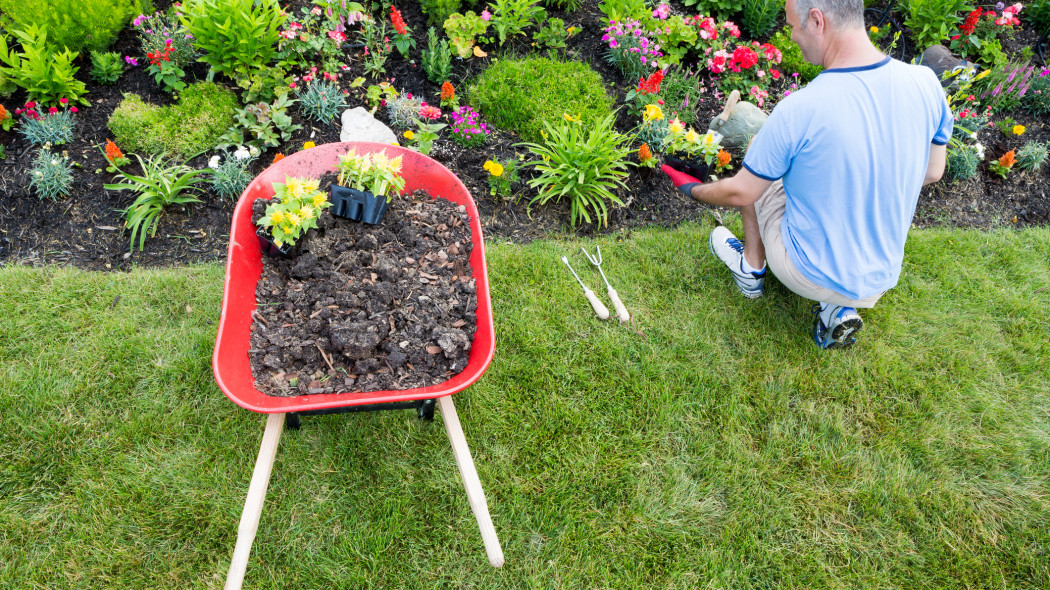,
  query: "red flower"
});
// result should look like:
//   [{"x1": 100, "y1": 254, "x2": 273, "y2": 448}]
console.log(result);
[
  {"x1": 636, "y1": 69, "x2": 665, "y2": 95},
  {"x1": 48, "y1": 107, "x2": 58, "y2": 115},
  {"x1": 960, "y1": 8, "x2": 982, "y2": 35},
  {"x1": 729, "y1": 46, "x2": 759, "y2": 72},
  {"x1": 390, "y1": 5, "x2": 407, "y2": 36}
]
